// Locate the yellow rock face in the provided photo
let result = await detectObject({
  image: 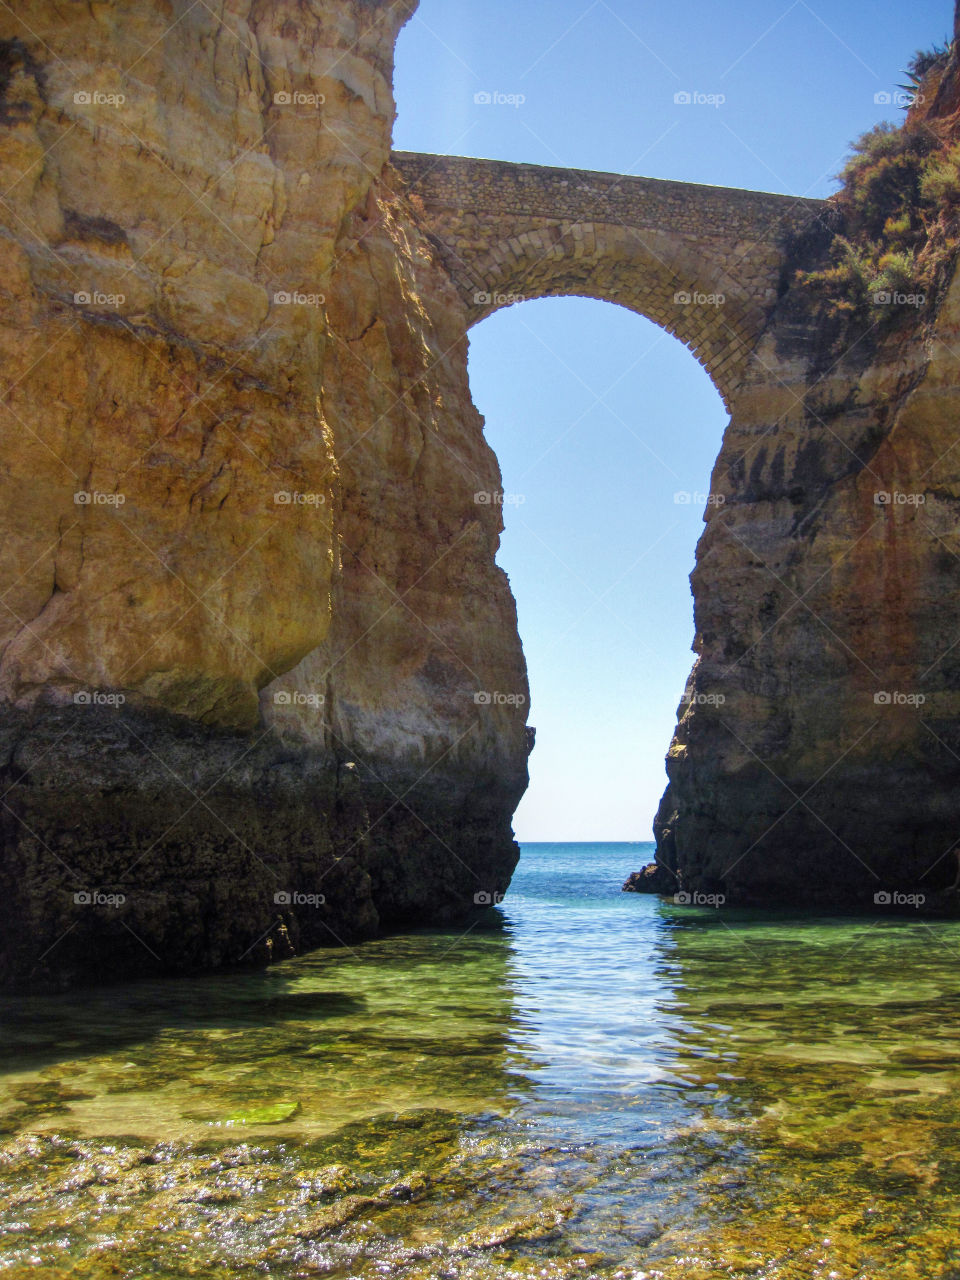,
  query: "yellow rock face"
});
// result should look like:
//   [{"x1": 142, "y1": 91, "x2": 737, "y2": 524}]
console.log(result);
[{"x1": 0, "y1": 0, "x2": 530, "y2": 987}]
